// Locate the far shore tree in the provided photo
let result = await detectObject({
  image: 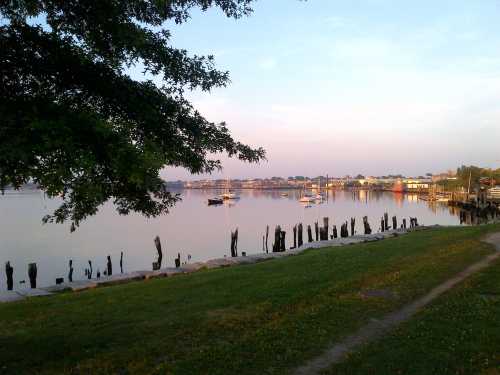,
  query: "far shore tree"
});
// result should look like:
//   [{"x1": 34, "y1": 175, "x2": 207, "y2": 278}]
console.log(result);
[{"x1": 0, "y1": 0, "x2": 265, "y2": 230}]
